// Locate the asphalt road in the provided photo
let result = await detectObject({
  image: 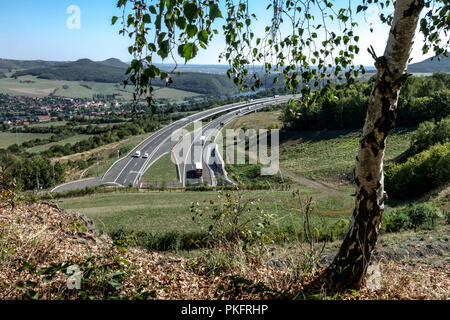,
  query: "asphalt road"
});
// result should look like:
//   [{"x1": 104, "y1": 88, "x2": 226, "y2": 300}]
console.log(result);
[
  {"x1": 177, "y1": 96, "x2": 293, "y2": 187},
  {"x1": 51, "y1": 95, "x2": 294, "y2": 193}
]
